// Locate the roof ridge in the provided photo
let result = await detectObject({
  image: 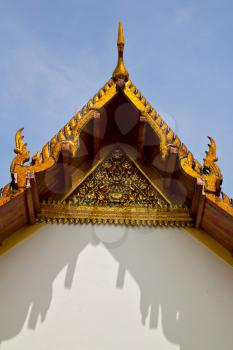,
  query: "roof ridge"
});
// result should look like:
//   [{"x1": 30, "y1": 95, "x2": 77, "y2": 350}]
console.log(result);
[
  {"x1": 0, "y1": 77, "x2": 225, "y2": 210},
  {"x1": 123, "y1": 79, "x2": 223, "y2": 193}
]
